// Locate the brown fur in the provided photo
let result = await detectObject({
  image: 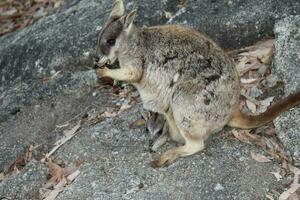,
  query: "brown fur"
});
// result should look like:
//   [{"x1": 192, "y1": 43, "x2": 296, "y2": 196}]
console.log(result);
[
  {"x1": 229, "y1": 91, "x2": 300, "y2": 129},
  {"x1": 95, "y1": 0, "x2": 300, "y2": 168}
]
